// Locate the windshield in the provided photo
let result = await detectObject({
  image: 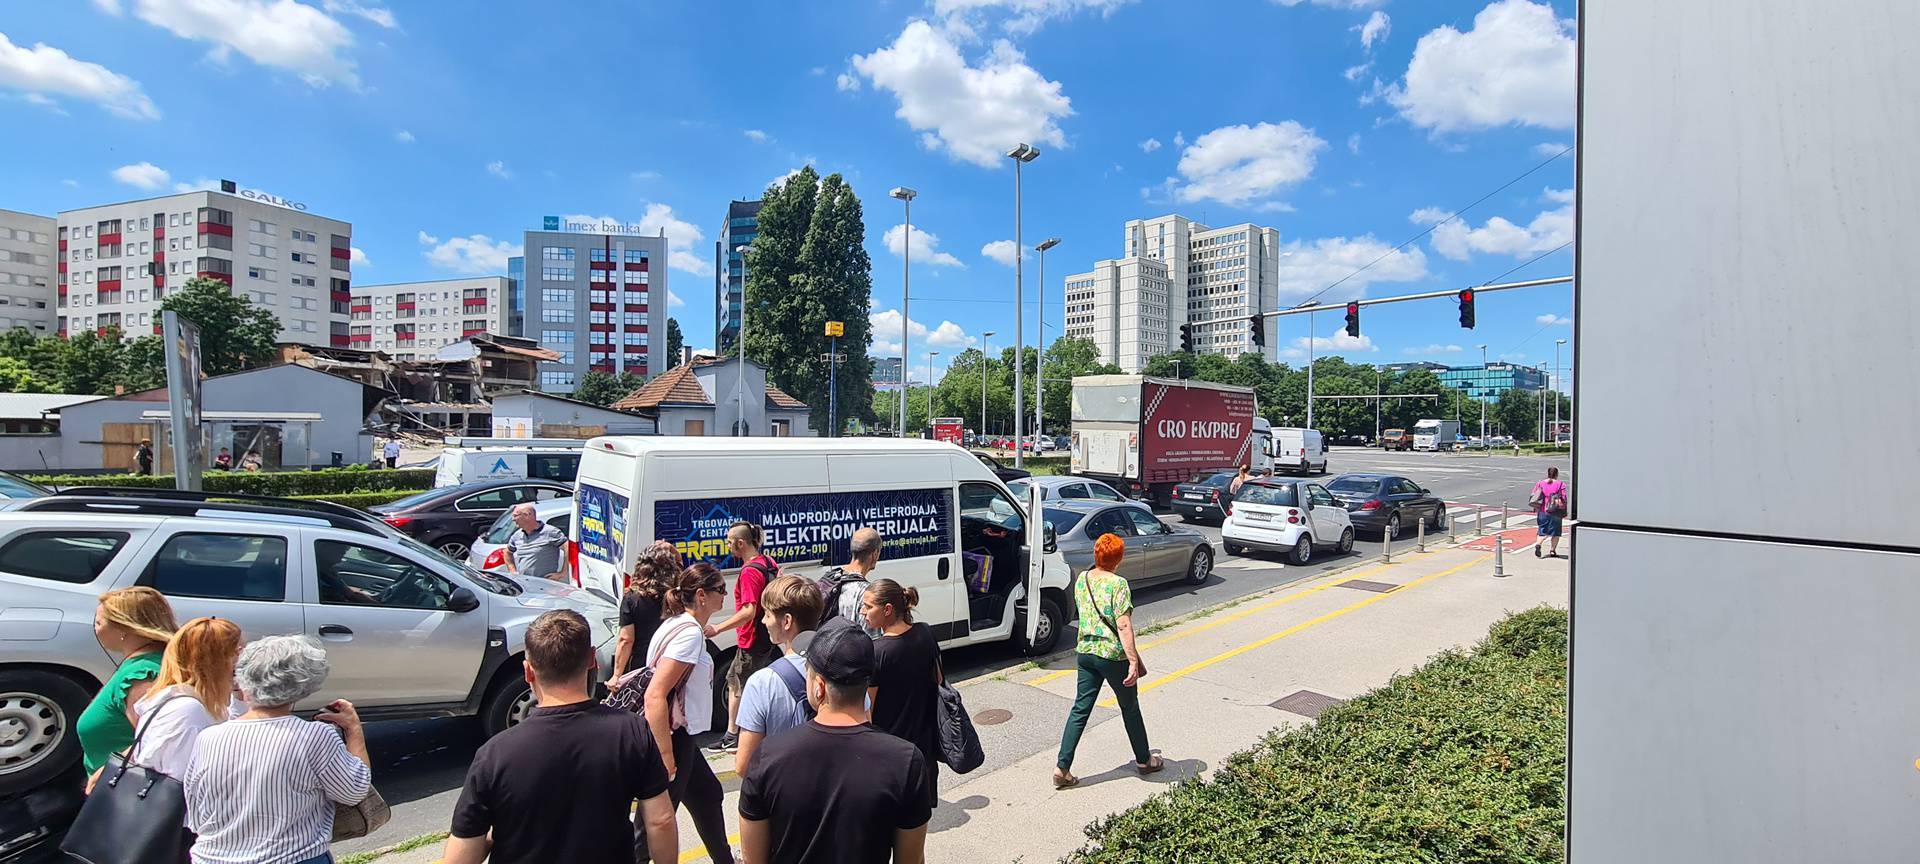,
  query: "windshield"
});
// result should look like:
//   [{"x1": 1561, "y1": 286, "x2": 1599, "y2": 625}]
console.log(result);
[
  {"x1": 1236, "y1": 484, "x2": 1297, "y2": 506},
  {"x1": 0, "y1": 472, "x2": 50, "y2": 498},
  {"x1": 483, "y1": 510, "x2": 518, "y2": 544},
  {"x1": 1413, "y1": 422, "x2": 1440, "y2": 433},
  {"x1": 1041, "y1": 508, "x2": 1085, "y2": 535},
  {"x1": 1007, "y1": 479, "x2": 1031, "y2": 499},
  {"x1": 396, "y1": 532, "x2": 522, "y2": 595},
  {"x1": 1328, "y1": 477, "x2": 1378, "y2": 495},
  {"x1": 1187, "y1": 472, "x2": 1231, "y2": 487}
]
